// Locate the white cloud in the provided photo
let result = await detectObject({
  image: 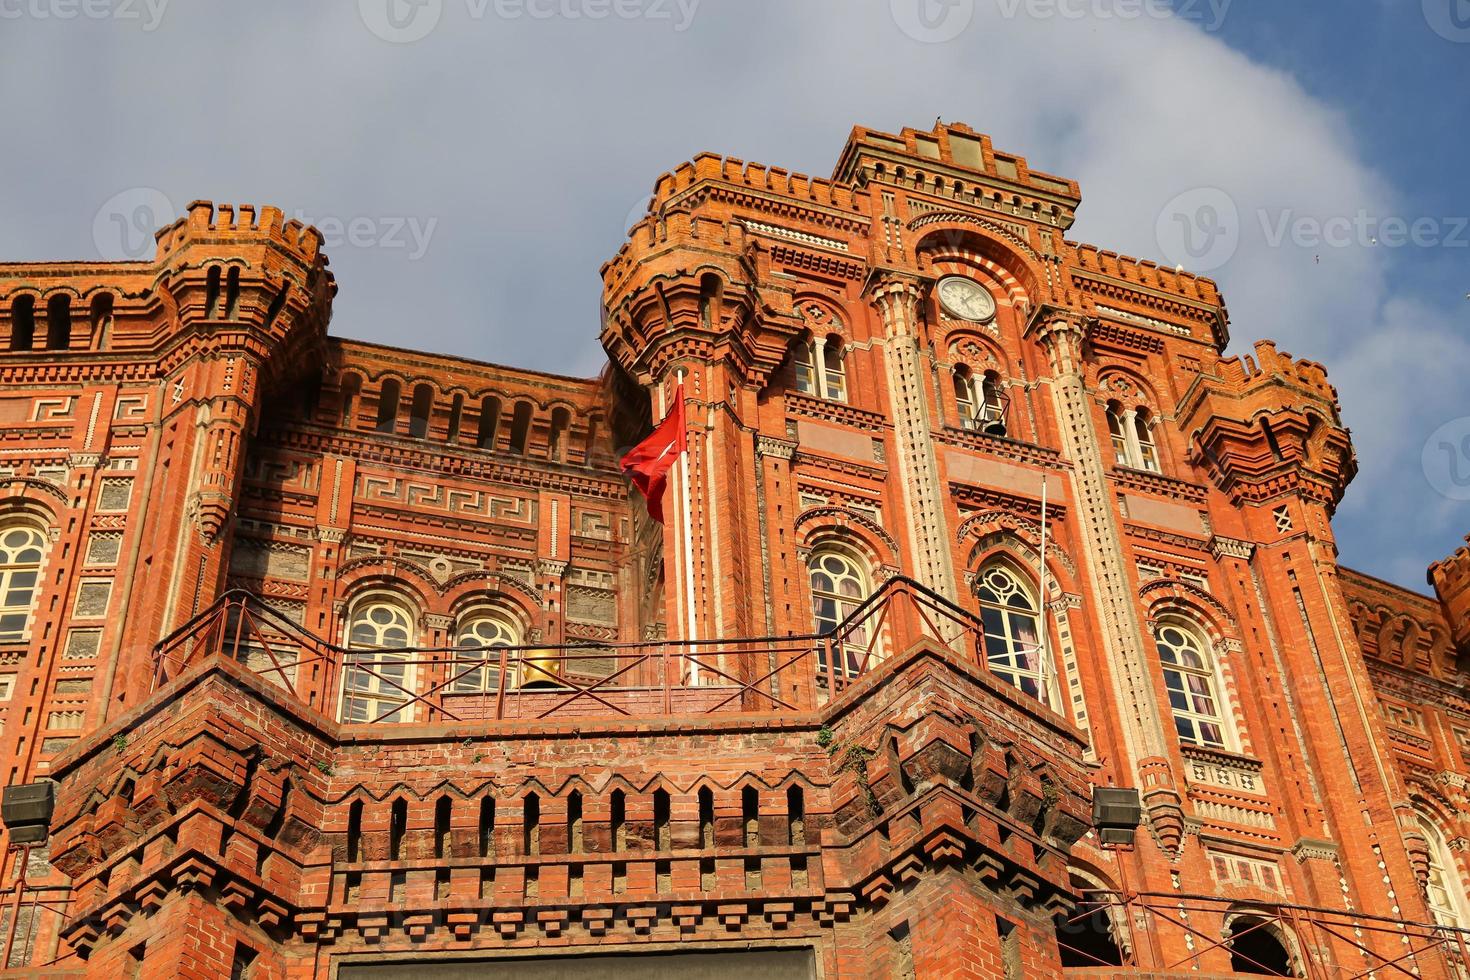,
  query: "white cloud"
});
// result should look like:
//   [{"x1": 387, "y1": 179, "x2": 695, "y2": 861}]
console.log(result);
[{"x1": 0, "y1": 1, "x2": 1461, "y2": 585}]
